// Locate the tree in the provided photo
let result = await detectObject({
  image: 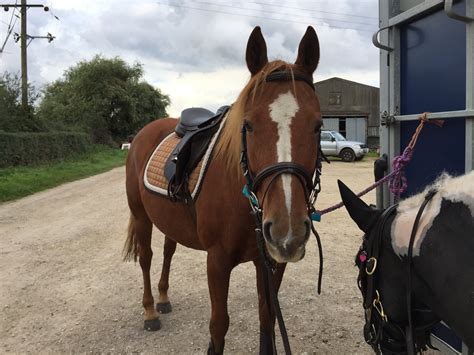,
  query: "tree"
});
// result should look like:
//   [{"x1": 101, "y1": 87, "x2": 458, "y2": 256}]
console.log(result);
[
  {"x1": 37, "y1": 56, "x2": 170, "y2": 144},
  {"x1": 0, "y1": 72, "x2": 41, "y2": 132}
]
